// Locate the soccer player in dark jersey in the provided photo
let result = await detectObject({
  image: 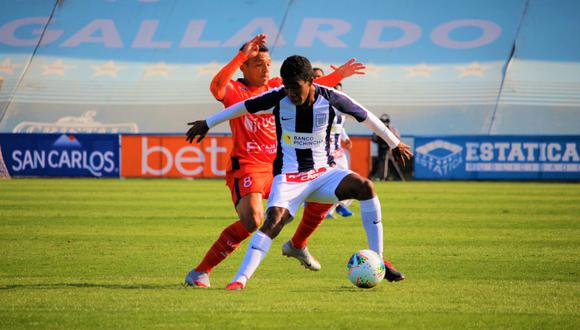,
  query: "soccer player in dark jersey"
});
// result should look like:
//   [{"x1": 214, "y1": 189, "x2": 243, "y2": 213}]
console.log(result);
[
  {"x1": 299, "y1": 68, "x2": 405, "y2": 280},
  {"x1": 186, "y1": 55, "x2": 412, "y2": 290}
]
